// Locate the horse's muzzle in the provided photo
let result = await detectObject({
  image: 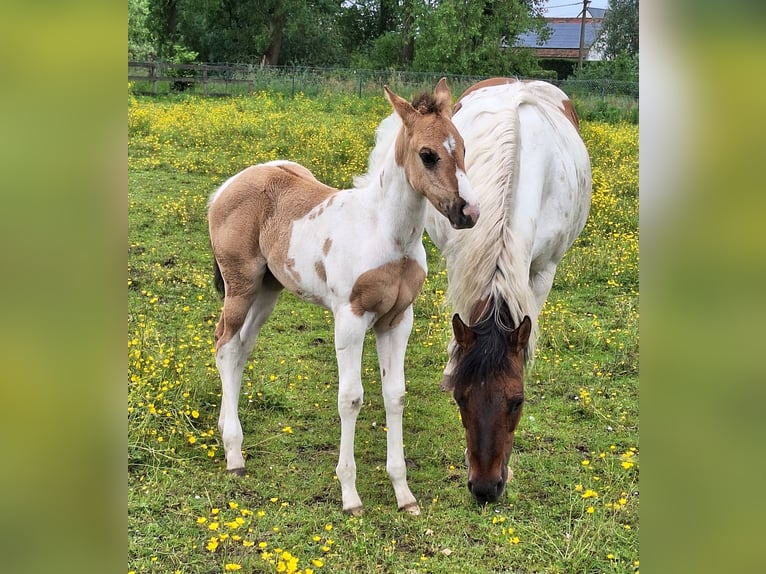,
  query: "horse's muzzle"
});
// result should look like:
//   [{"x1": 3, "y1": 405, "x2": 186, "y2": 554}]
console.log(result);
[
  {"x1": 468, "y1": 476, "x2": 505, "y2": 504},
  {"x1": 449, "y1": 199, "x2": 479, "y2": 229},
  {"x1": 466, "y1": 455, "x2": 509, "y2": 504}
]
